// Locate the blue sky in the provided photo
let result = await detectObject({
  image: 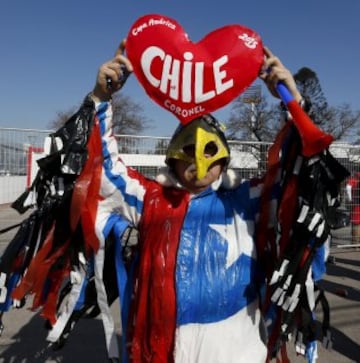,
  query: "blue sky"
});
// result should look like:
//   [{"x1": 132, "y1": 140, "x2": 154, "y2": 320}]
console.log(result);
[{"x1": 1, "y1": 0, "x2": 359, "y2": 136}]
